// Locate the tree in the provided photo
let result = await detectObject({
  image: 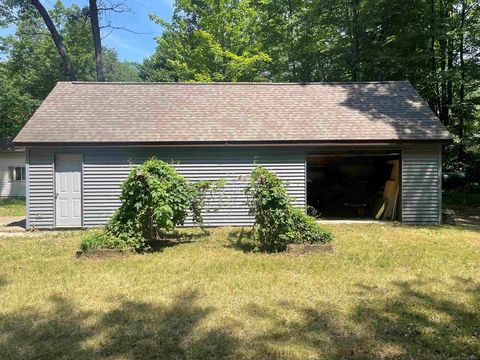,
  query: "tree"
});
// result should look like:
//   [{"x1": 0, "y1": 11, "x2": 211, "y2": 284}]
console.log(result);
[
  {"x1": 30, "y1": 0, "x2": 76, "y2": 80},
  {"x1": 143, "y1": 0, "x2": 270, "y2": 82},
  {"x1": 0, "y1": 1, "x2": 138, "y2": 138},
  {"x1": 0, "y1": 2, "x2": 95, "y2": 138},
  {"x1": 88, "y1": 0, "x2": 104, "y2": 81},
  {"x1": 1, "y1": 0, "x2": 77, "y2": 80},
  {"x1": 104, "y1": 48, "x2": 141, "y2": 81}
]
